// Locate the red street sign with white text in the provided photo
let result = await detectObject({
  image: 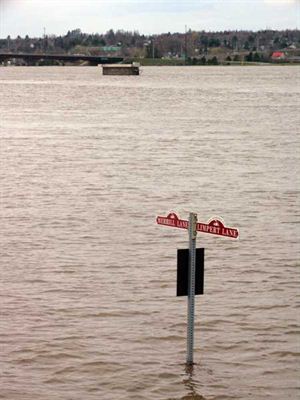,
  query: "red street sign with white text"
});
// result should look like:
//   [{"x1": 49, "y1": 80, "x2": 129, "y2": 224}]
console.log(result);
[{"x1": 156, "y1": 212, "x2": 239, "y2": 239}]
